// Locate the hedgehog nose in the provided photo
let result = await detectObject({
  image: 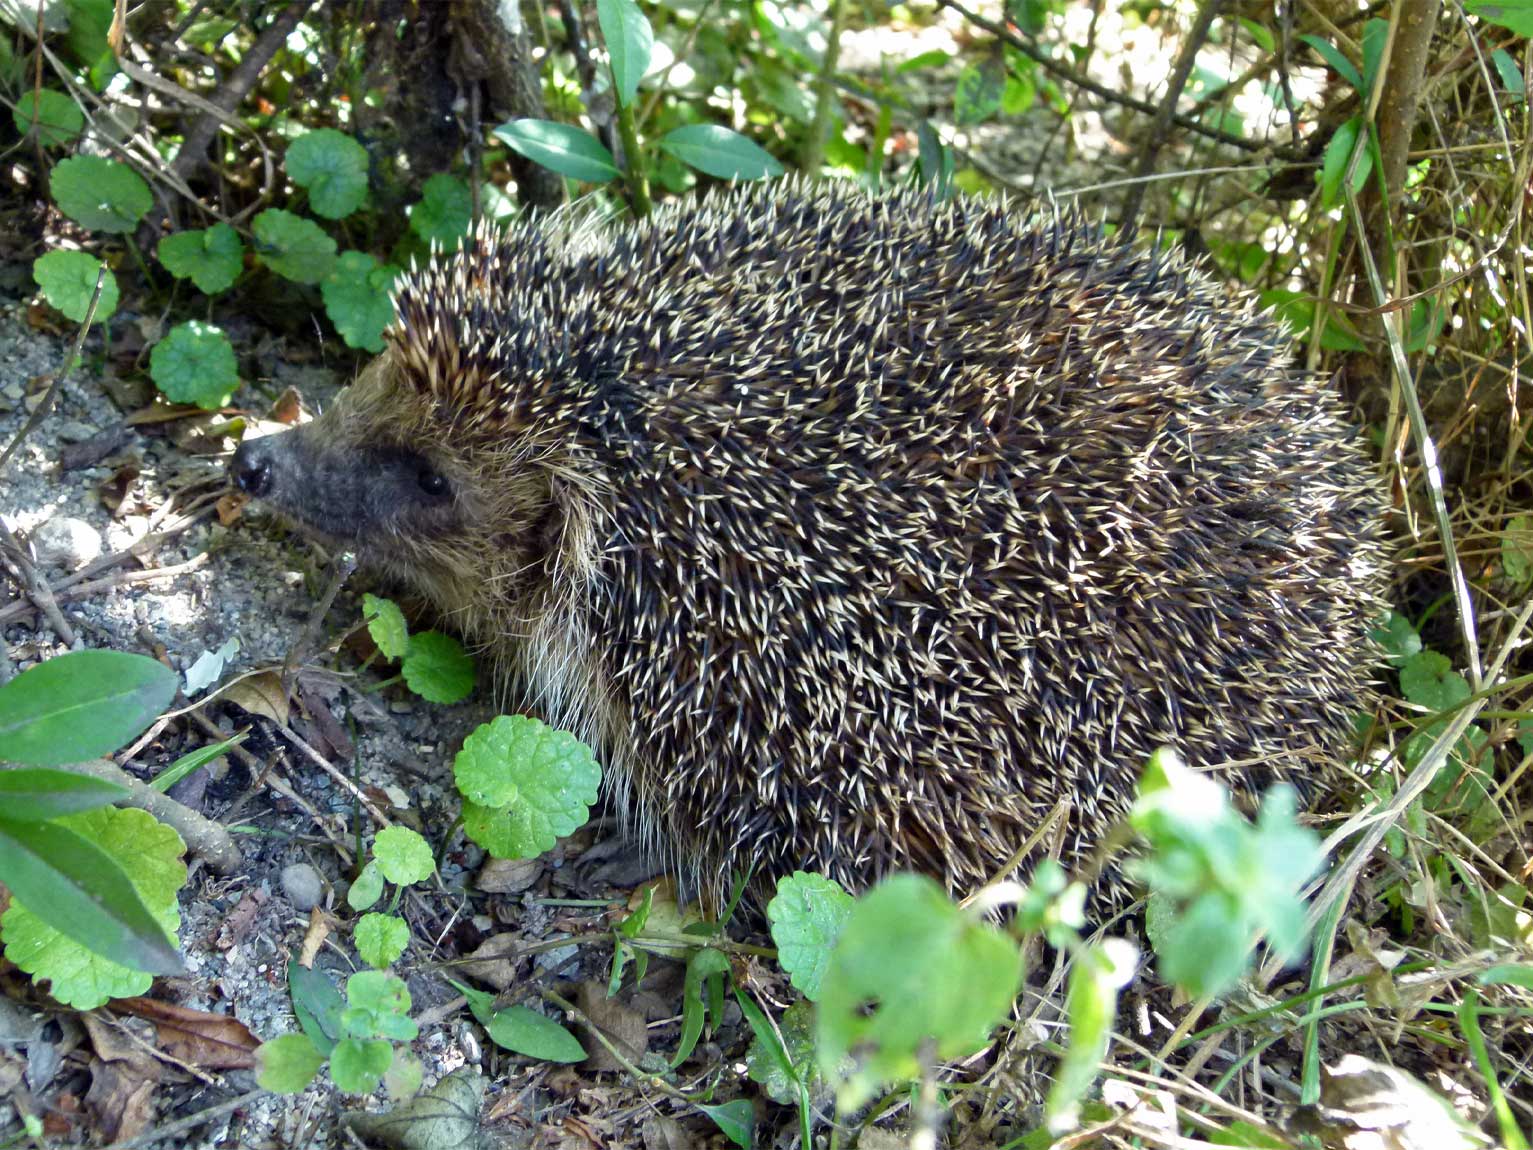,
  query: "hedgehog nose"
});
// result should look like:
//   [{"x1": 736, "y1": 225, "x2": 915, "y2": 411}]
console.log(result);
[{"x1": 231, "y1": 438, "x2": 274, "y2": 498}]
